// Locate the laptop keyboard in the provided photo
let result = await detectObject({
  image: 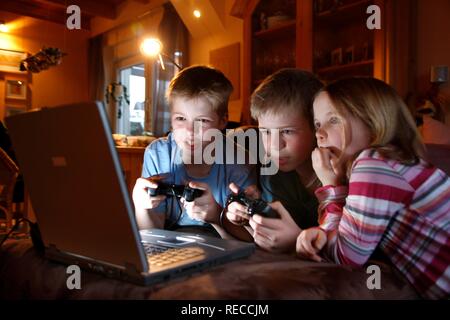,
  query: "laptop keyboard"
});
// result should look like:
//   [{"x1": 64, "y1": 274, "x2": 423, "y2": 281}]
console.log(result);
[
  {"x1": 143, "y1": 242, "x2": 169, "y2": 255},
  {"x1": 143, "y1": 243, "x2": 204, "y2": 267}
]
